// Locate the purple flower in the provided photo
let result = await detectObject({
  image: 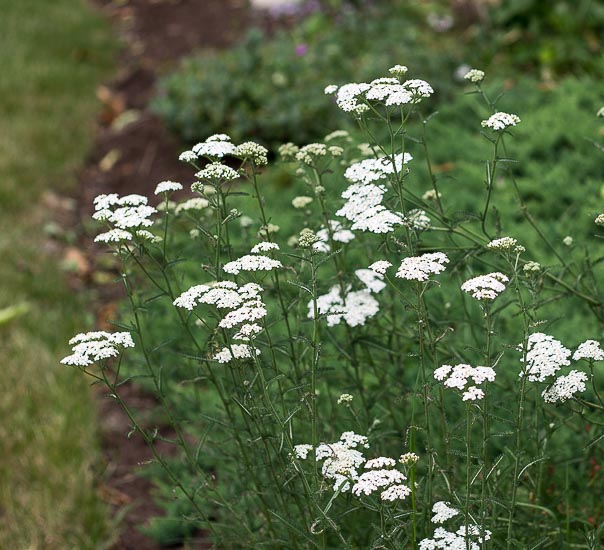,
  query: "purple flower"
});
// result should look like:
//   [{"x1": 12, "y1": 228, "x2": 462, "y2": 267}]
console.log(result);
[{"x1": 295, "y1": 43, "x2": 308, "y2": 56}]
